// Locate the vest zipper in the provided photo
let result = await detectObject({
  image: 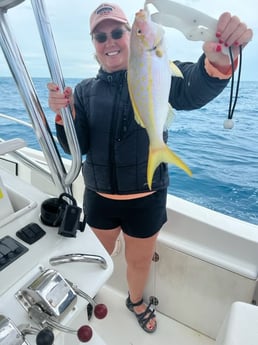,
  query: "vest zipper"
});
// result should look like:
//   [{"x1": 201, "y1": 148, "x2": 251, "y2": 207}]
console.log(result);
[{"x1": 109, "y1": 81, "x2": 123, "y2": 193}]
